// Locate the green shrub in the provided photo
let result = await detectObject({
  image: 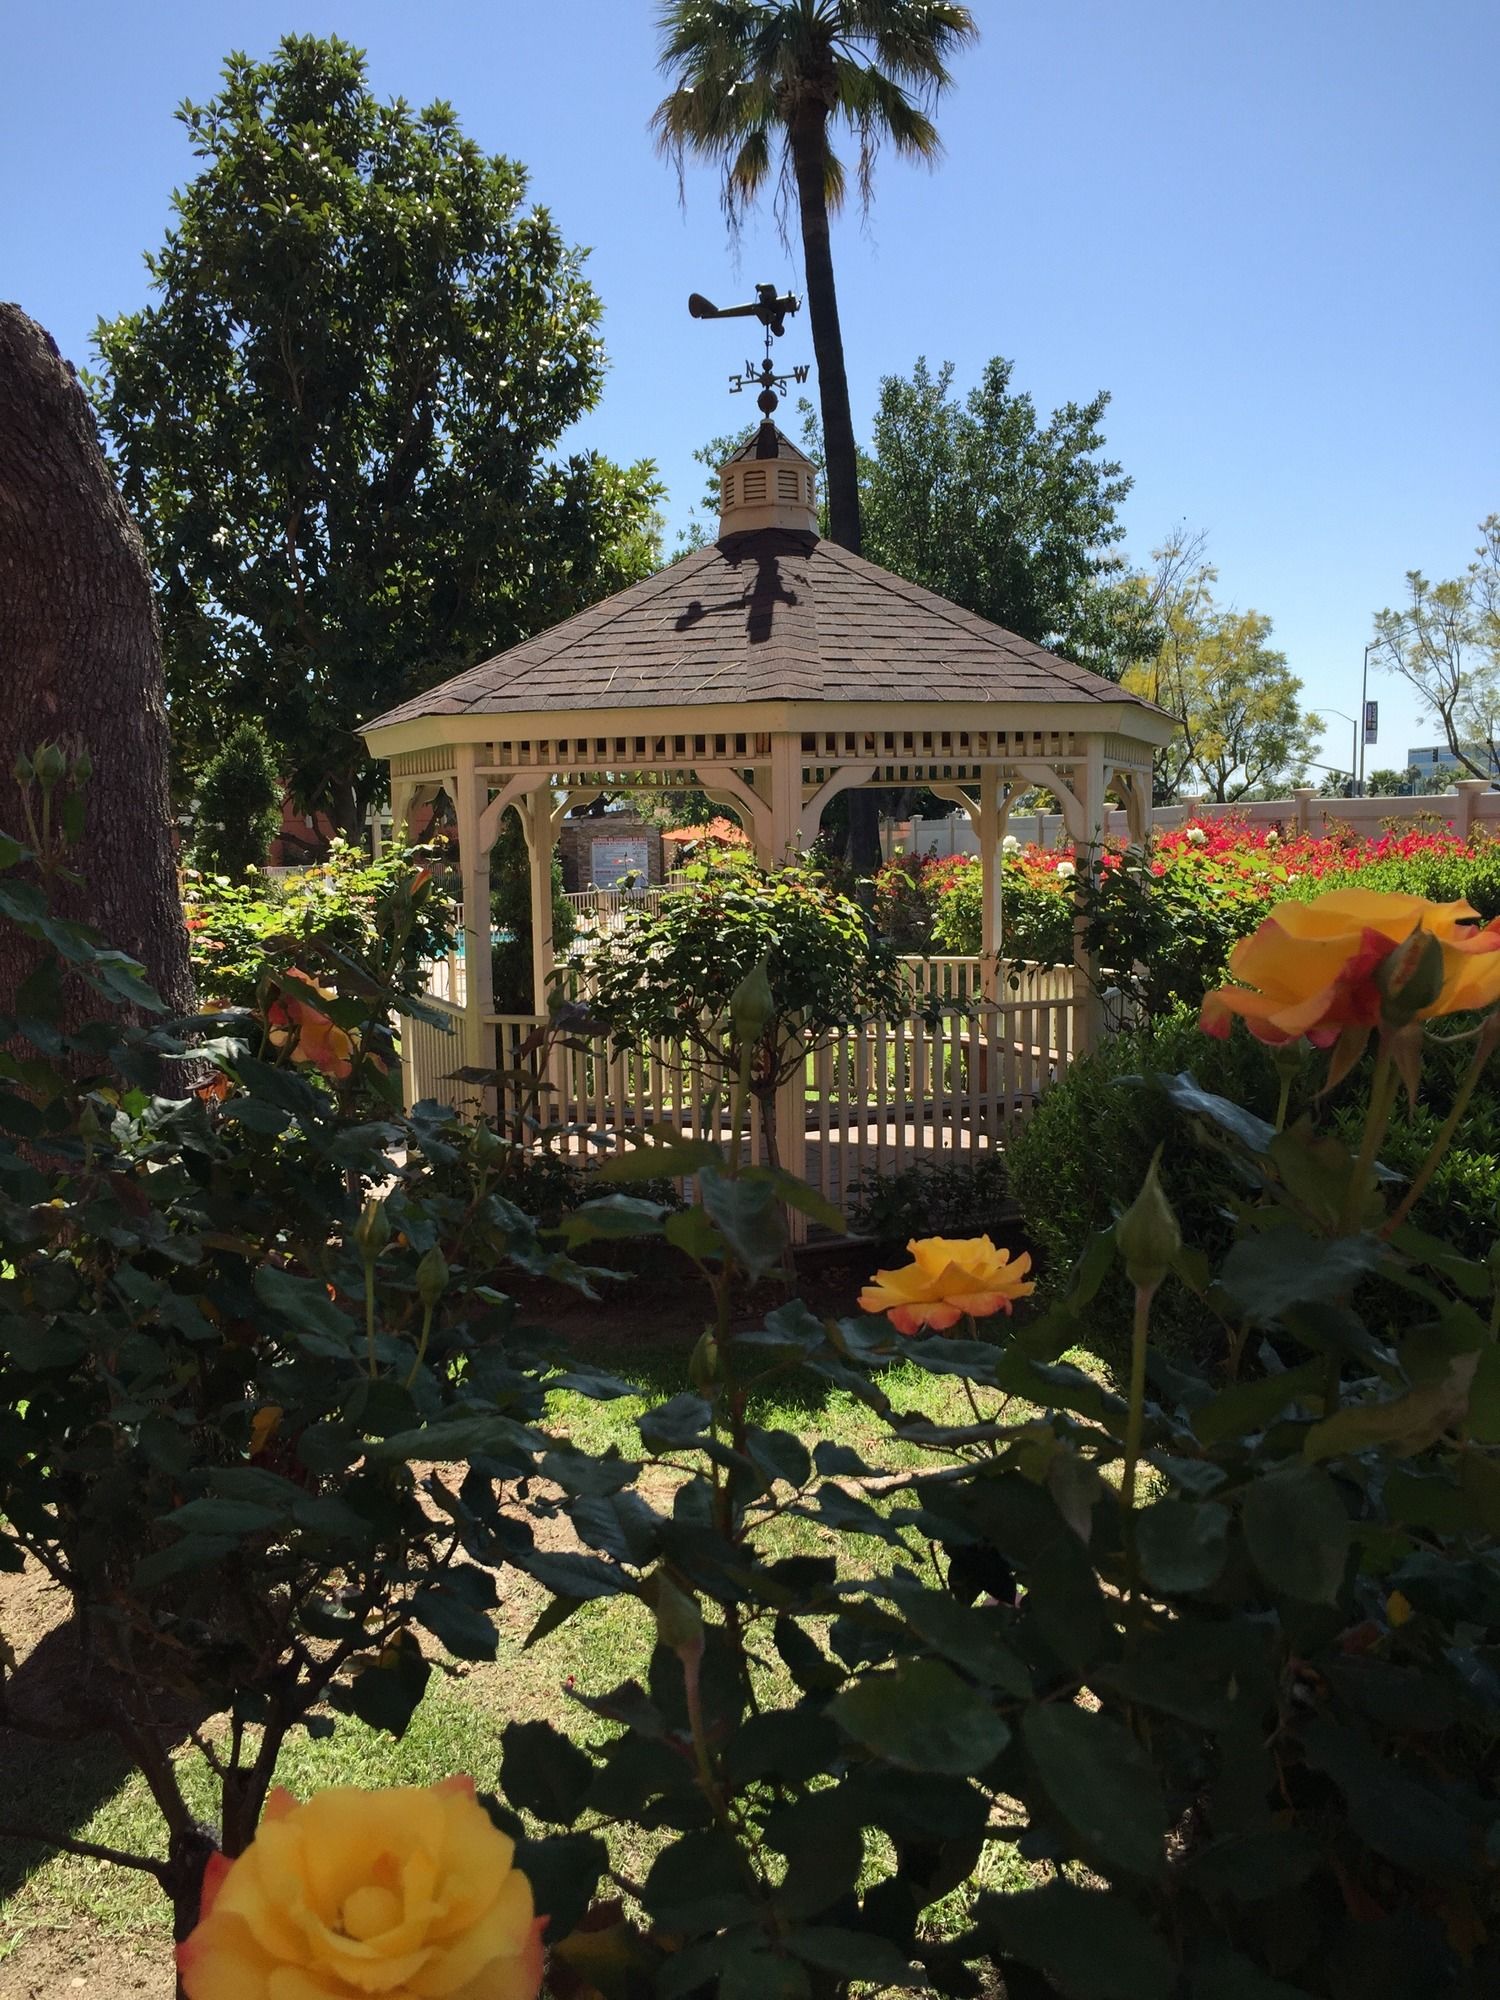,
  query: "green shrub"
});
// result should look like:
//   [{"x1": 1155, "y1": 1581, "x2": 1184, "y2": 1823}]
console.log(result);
[
  {"x1": 1009, "y1": 1008, "x2": 1315, "y2": 1356},
  {"x1": 847, "y1": 1153, "x2": 1010, "y2": 1248},
  {"x1": 183, "y1": 838, "x2": 454, "y2": 1010},
  {"x1": 189, "y1": 718, "x2": 282, "y2": 879}
]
